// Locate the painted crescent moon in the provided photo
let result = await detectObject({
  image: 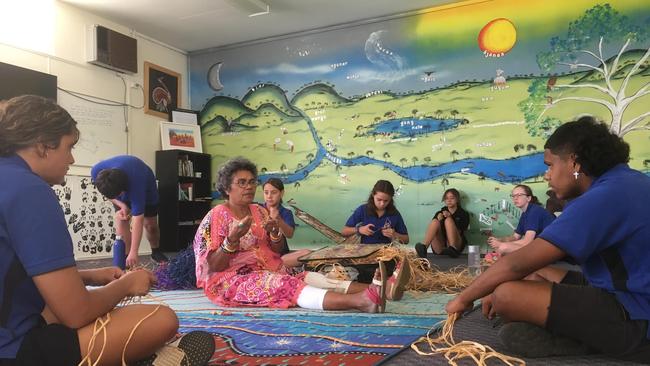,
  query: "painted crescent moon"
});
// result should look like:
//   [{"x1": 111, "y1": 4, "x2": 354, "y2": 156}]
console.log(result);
[{"x1": 207, "y1": 62, "x2": 224, "y2": 91}]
